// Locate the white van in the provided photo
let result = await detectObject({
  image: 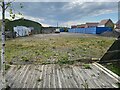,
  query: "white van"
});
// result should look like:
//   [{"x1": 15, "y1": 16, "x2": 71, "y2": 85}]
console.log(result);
[{"x1": 55, "y1": 29, "x2": 60, "y2": 33}]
